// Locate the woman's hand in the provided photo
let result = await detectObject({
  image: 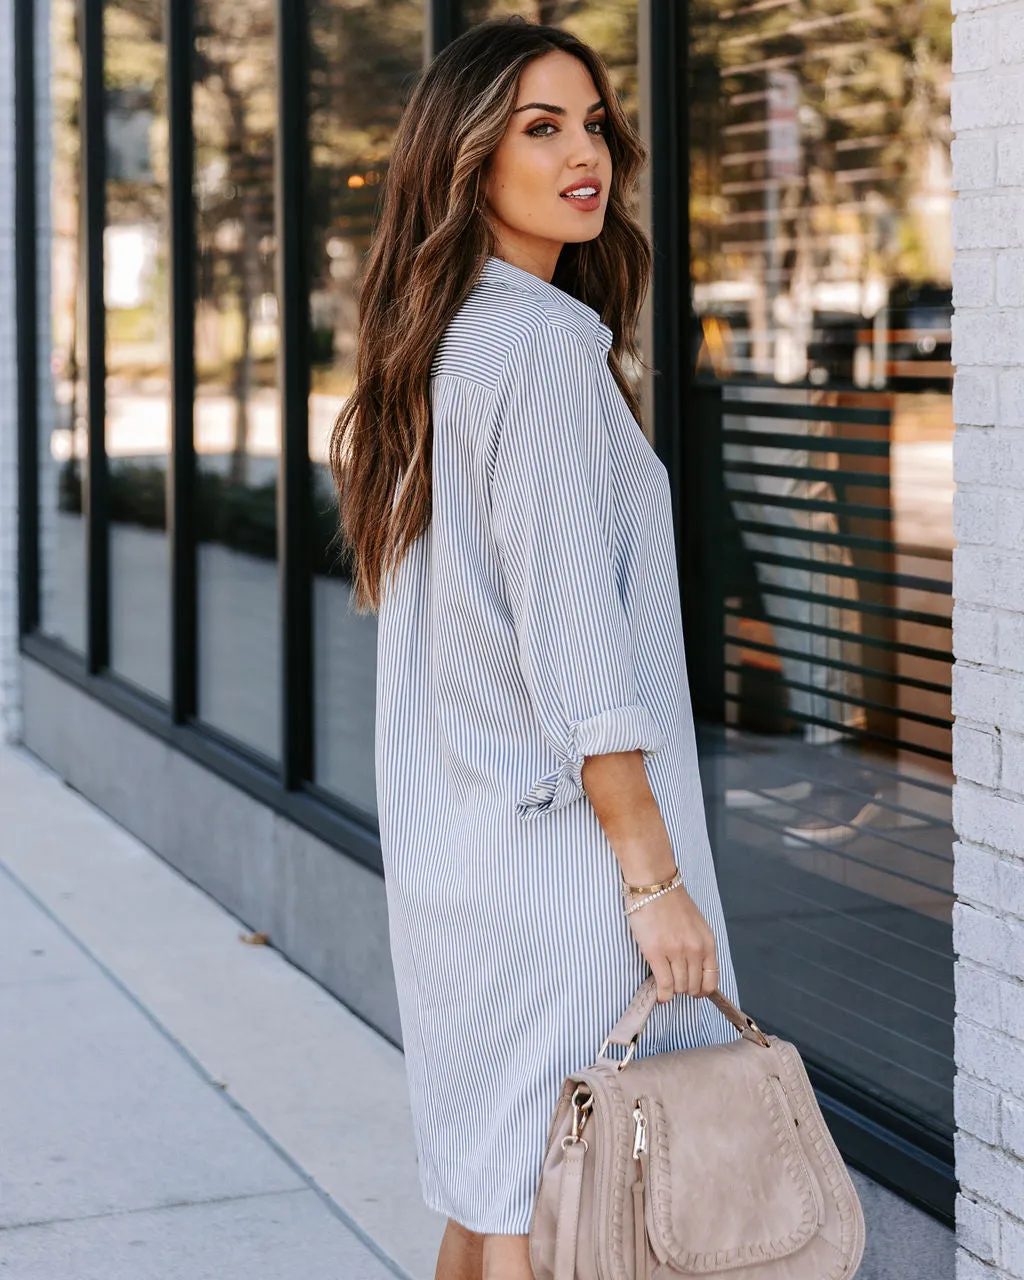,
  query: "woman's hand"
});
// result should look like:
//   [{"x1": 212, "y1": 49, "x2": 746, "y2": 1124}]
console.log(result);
[
  {"x1": 625, "y1": 882, "x2": 719, "y2": 1003},
  {"x1": 578, "y1": 749, "x2": 719, "y2": 1003}
]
